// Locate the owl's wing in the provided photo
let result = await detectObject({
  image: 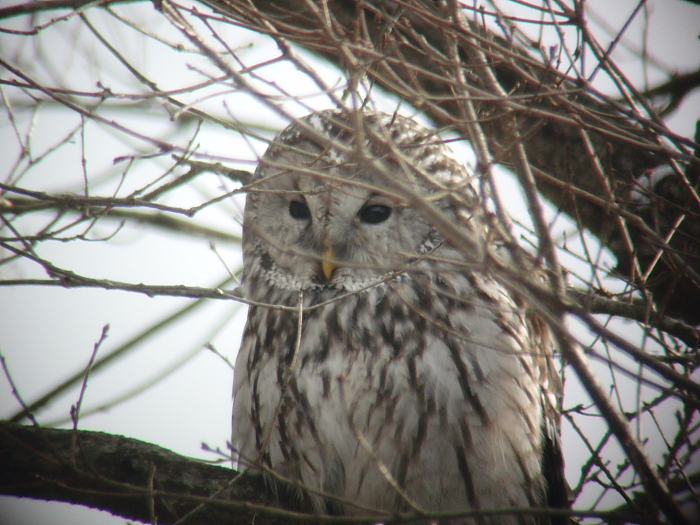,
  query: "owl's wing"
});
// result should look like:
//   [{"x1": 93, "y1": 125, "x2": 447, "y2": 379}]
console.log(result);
[
  {"x1": 542, "y1": 408, "x2": 571, "y2": 525},
  {"x1": 538, "y1": 329, "x2": 571, "y2": 525},
  {"x1": 525, "y1": 304, "x2": 571, "y2": 525}
]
